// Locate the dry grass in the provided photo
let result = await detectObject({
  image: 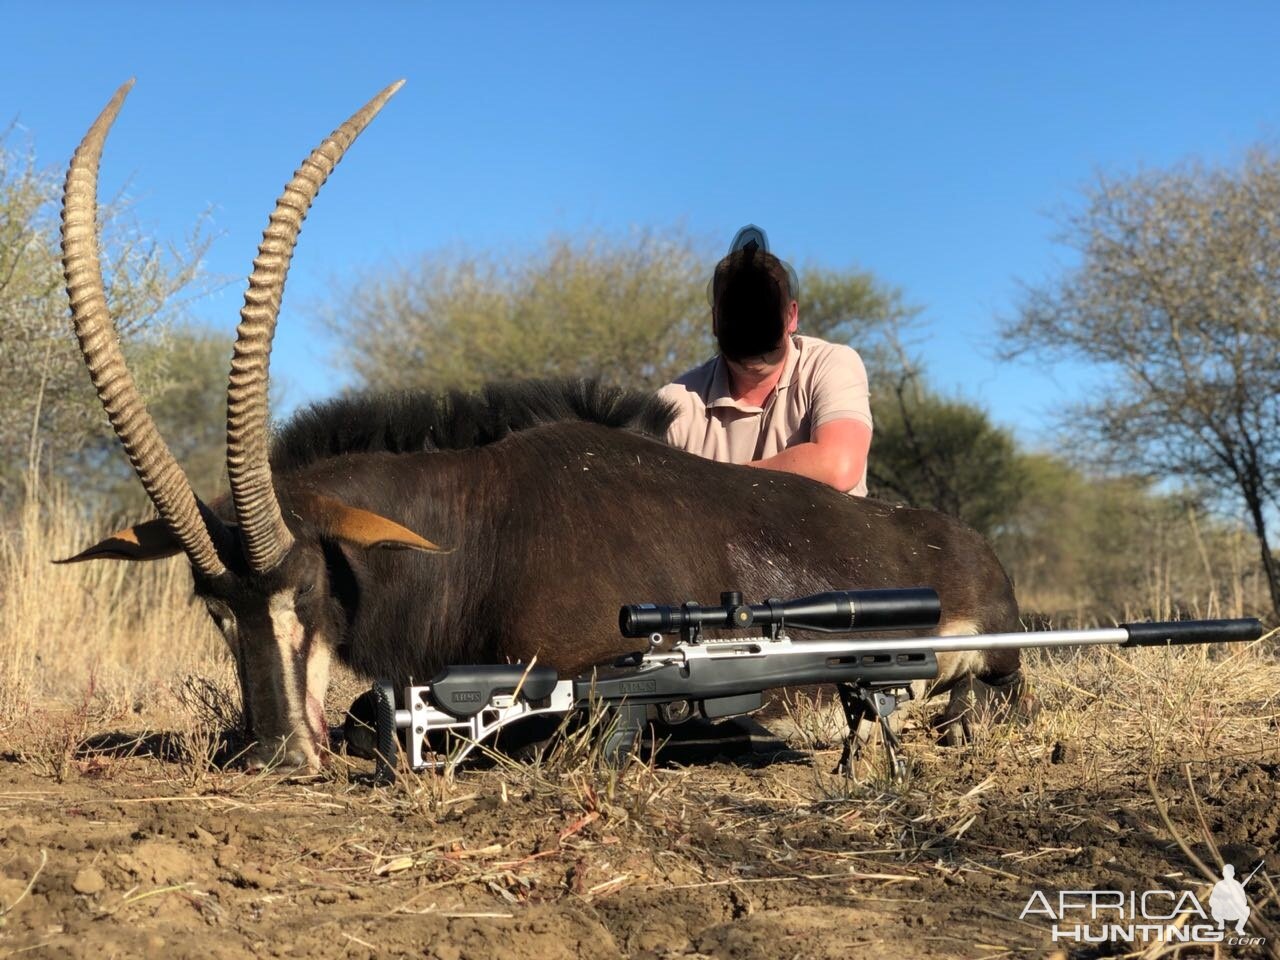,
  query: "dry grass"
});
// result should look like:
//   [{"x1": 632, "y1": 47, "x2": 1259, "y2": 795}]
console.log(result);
[
  {"x1": 0, "y1": 481, "x2": 224, "y2": 721},
  {"x1": 1026, "y1": 626, "x2": 1279, "y2": 765}
]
